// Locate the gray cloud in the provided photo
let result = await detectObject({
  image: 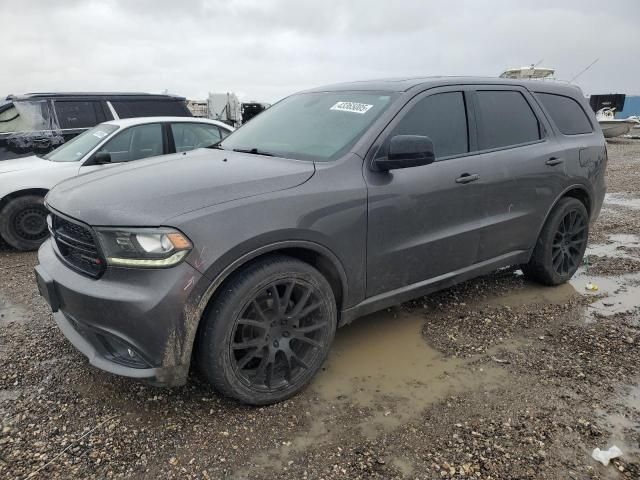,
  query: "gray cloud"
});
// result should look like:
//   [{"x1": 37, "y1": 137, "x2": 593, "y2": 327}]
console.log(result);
[{"x1": 1, "y1": 0, "x2": 639, "y2": 103}]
